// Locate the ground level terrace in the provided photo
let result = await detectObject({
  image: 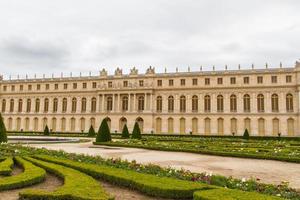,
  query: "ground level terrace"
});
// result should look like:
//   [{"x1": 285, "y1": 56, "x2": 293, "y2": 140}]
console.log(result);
[{"x1": 3, "y1": 114, "x2": 298, "y2": 136}]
